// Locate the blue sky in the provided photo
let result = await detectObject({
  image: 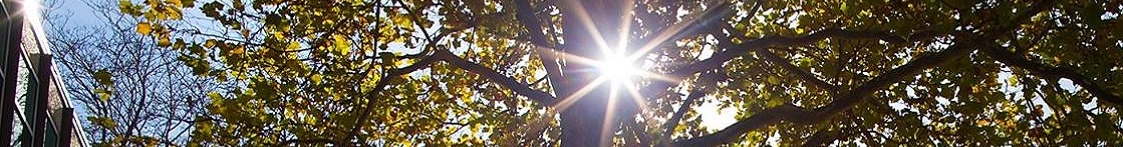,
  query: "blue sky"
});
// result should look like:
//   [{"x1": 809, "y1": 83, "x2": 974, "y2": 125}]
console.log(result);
[{"x1": 47, "y1": 0, "x2": 99, "y2": 28}]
